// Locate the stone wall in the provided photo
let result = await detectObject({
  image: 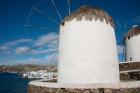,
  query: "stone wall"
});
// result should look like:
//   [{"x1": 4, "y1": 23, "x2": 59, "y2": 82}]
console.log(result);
[
  {"x1": 119, "y1": 62, "x2": 140, "y2": 71},
  {"x1": 119, "y1": 62, "x2": 140, "y2": 81},
  {"x1": 28, "y1": 84, "x2": 140, "y2": 93}
]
